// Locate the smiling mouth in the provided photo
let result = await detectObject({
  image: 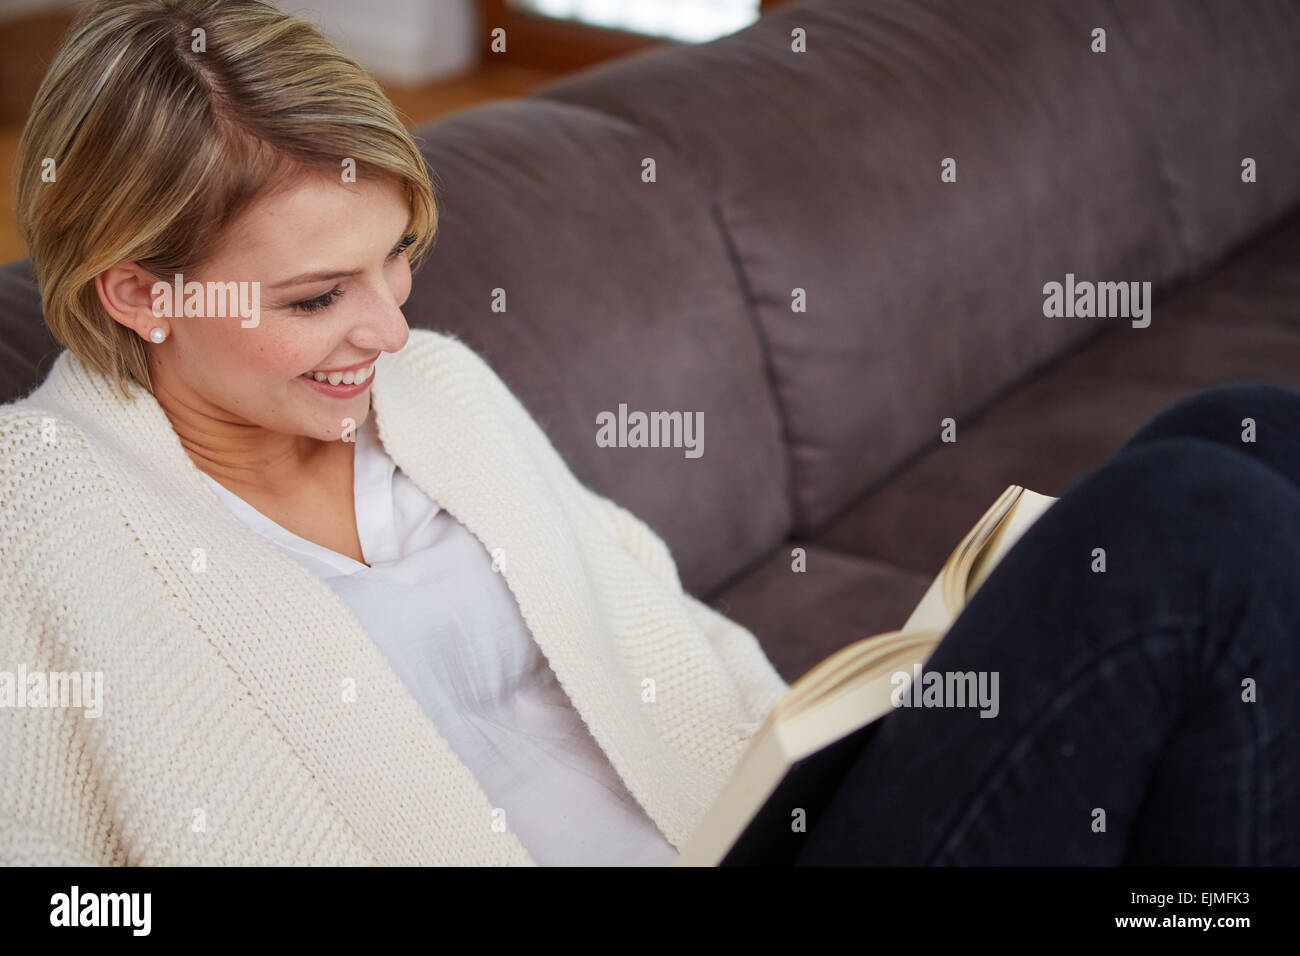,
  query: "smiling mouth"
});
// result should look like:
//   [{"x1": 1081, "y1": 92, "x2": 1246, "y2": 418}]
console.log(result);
[{"x1": 300, "y1": 363, "x2": 376, "y2": 387}]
